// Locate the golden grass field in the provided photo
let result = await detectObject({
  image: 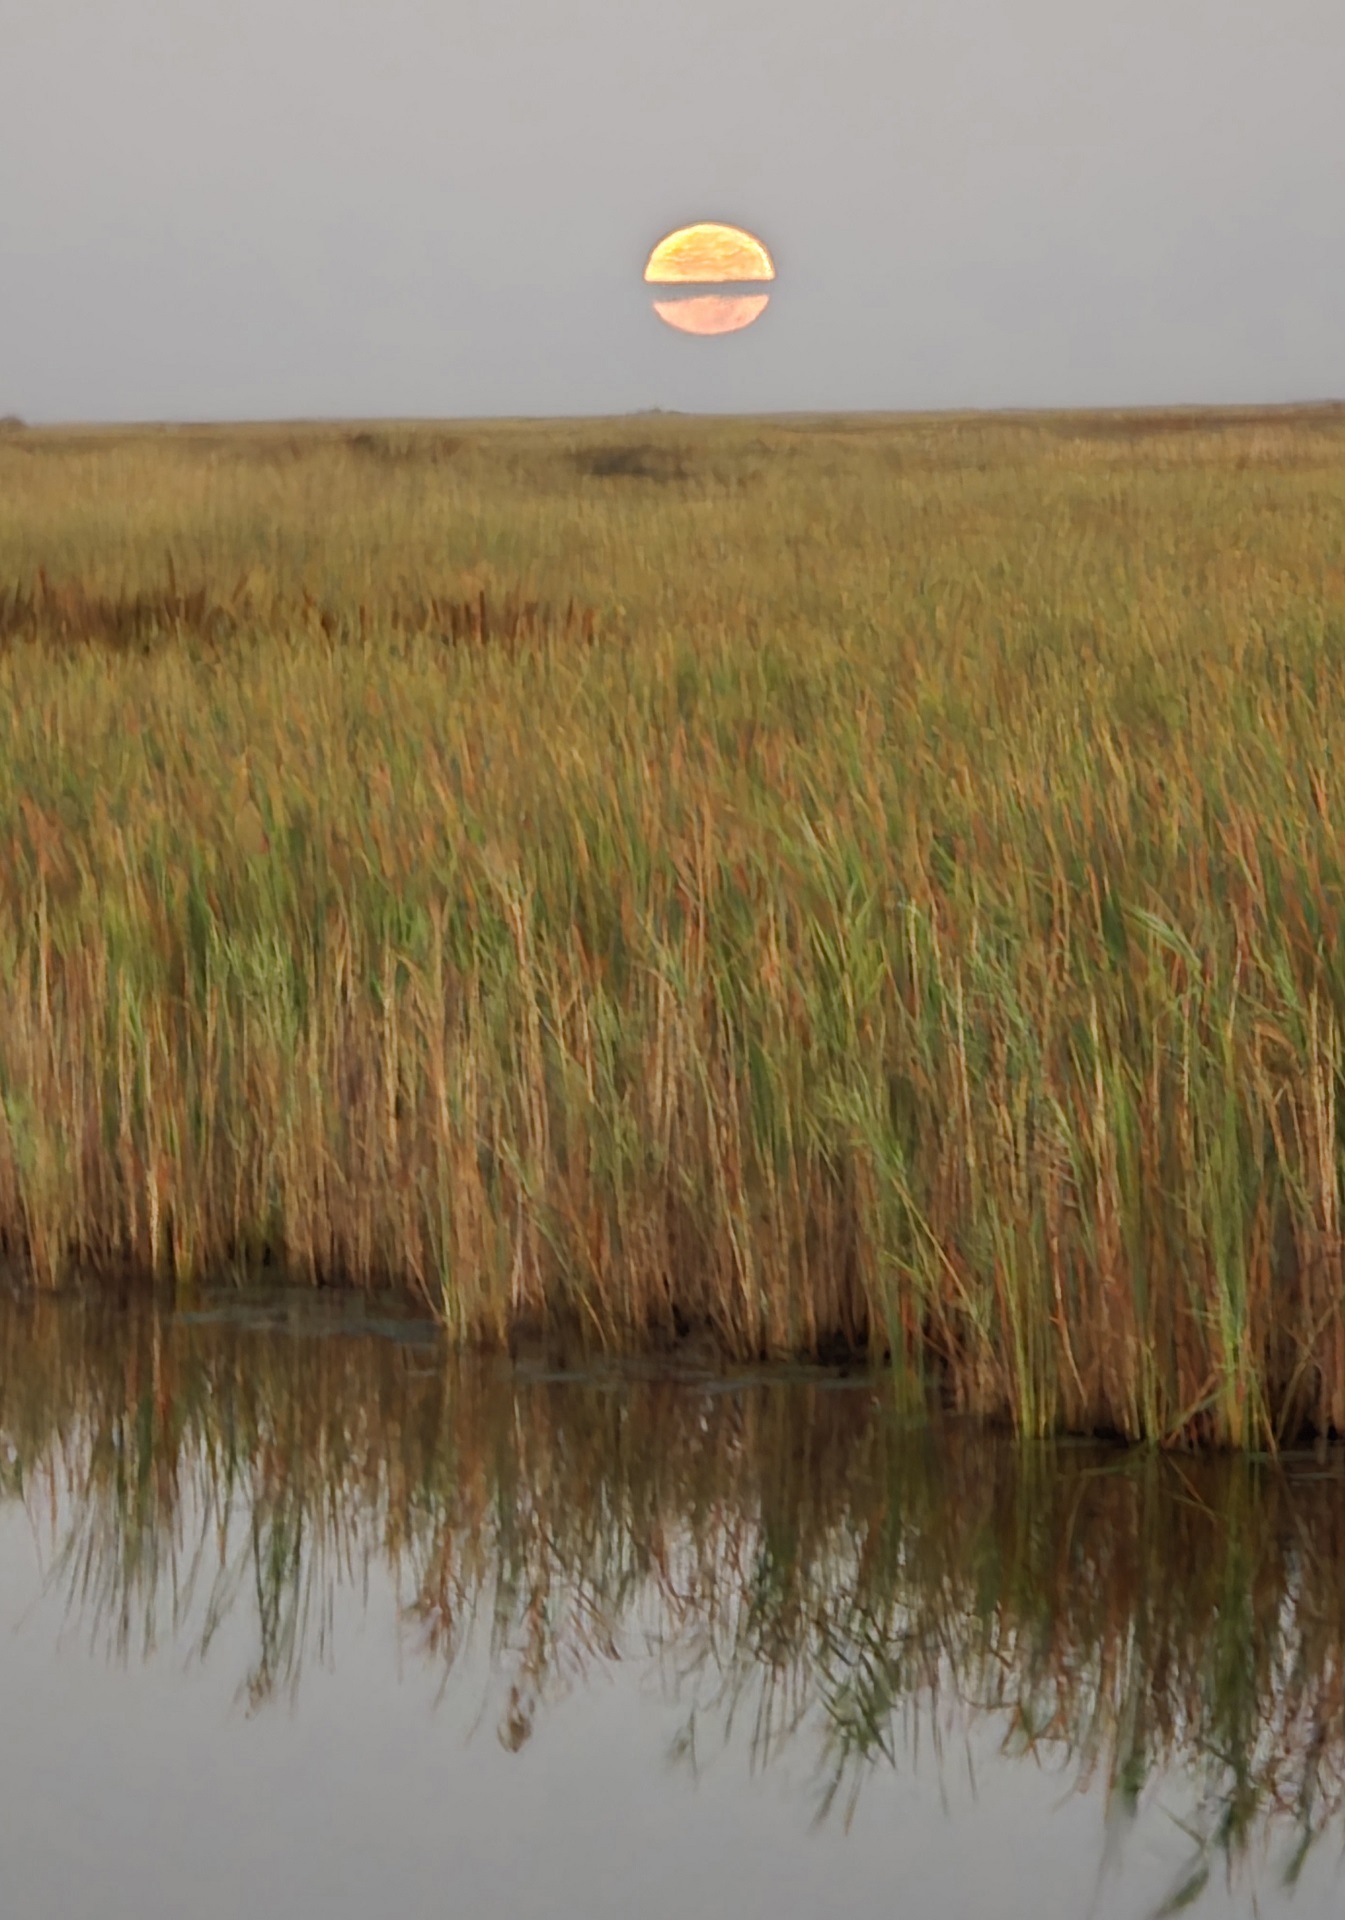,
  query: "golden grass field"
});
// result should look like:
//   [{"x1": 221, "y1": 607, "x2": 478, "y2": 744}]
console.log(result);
[{"x1": 2, "y1": 405, "x2": 1345, "y2": 1443}]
